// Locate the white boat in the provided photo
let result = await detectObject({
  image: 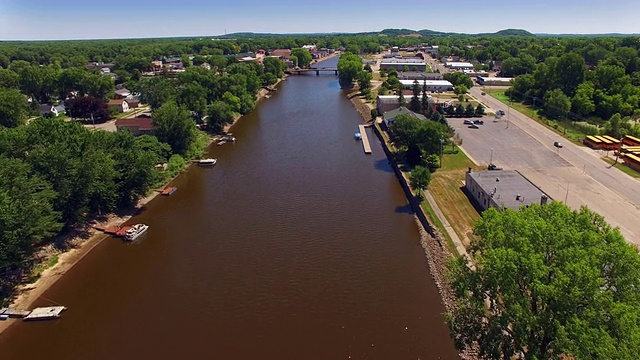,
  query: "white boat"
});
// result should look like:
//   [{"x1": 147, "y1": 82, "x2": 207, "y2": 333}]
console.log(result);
[
  {"x1": 124, "y1": 224, "x2": 149, "y2": 242},
  {"x1": 354, "y1": 132, "x2": 362, "y2": 140},
  {"x1": 197, "y1": 158, "x2": 217, "y2": 166},
  {"x1": 221, "y1": 136, "x2": 236, "y2": 142}
]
